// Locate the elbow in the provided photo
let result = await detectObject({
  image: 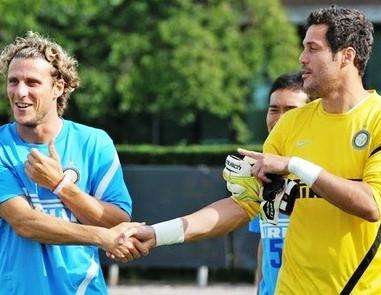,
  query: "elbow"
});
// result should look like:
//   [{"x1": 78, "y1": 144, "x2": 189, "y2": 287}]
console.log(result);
[
  {"x1": 107, "y1": 212, "x2": 131, "y2": 227},
  {"x1": 363, "y1": 208, "x2": 380, "y2": 223},
  {"x1": 359, "y1": 191, "x2": 380, "y2": 222},
  {"x1": 12, "y1": 219, "x2": 35, "y2": 239},
  {"x1": 365, "y1": 213, "x2": 380, "y2": 223}
]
